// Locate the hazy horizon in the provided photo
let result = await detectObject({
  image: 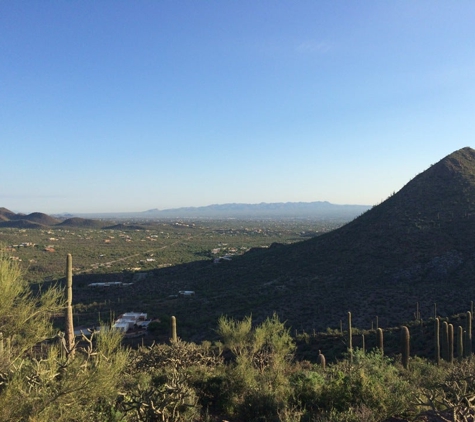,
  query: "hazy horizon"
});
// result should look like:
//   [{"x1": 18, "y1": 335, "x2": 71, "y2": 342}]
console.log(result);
[
  {"x1": 2, "y1": 1, "x2": 475, "y2": 213},
  {"x1": 4, "y1": 199, "x2": 371, "y2": 216}
]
